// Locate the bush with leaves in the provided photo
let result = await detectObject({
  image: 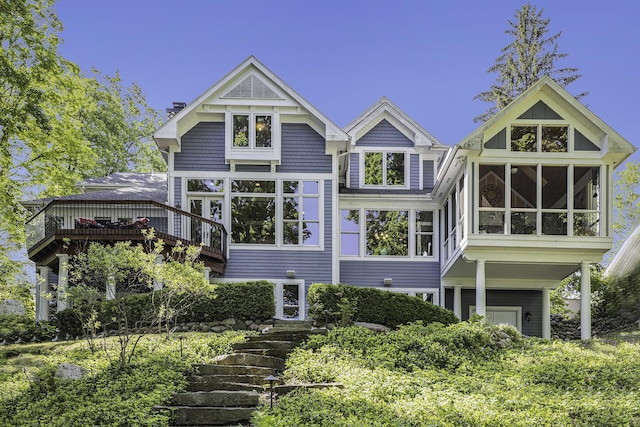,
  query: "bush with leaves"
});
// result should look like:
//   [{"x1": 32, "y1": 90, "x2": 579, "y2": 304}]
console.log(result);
[{"x1": 307, "y1": 283, "x2": 458, "y2": 328}]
